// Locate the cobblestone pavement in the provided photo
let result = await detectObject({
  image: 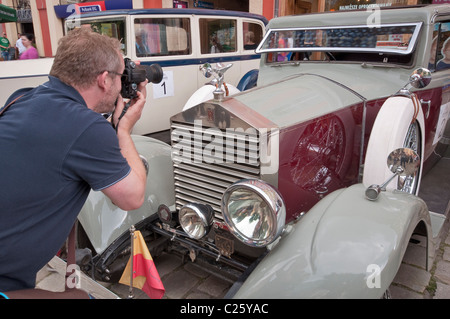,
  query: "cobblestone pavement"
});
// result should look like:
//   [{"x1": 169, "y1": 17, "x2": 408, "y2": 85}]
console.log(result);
[
  {"x1": 108, "y1": 253, "x2": 233, "y2": 299},
  {"x1": 389, "y1": 218, "x2": 450, "y2": 299}
]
